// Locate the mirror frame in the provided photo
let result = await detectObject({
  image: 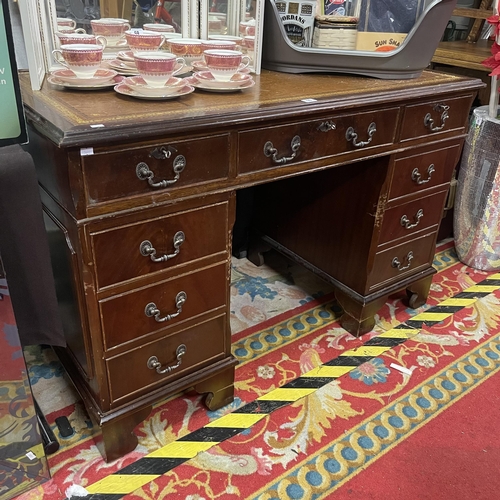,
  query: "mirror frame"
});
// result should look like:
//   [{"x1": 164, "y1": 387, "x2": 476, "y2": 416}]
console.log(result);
[
  {"x1": 19, "y1": 0, "x2": 198, "y2": 89},
  {"x1": 197, "y1": 0, "x2": 264, "y2": 74}
]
